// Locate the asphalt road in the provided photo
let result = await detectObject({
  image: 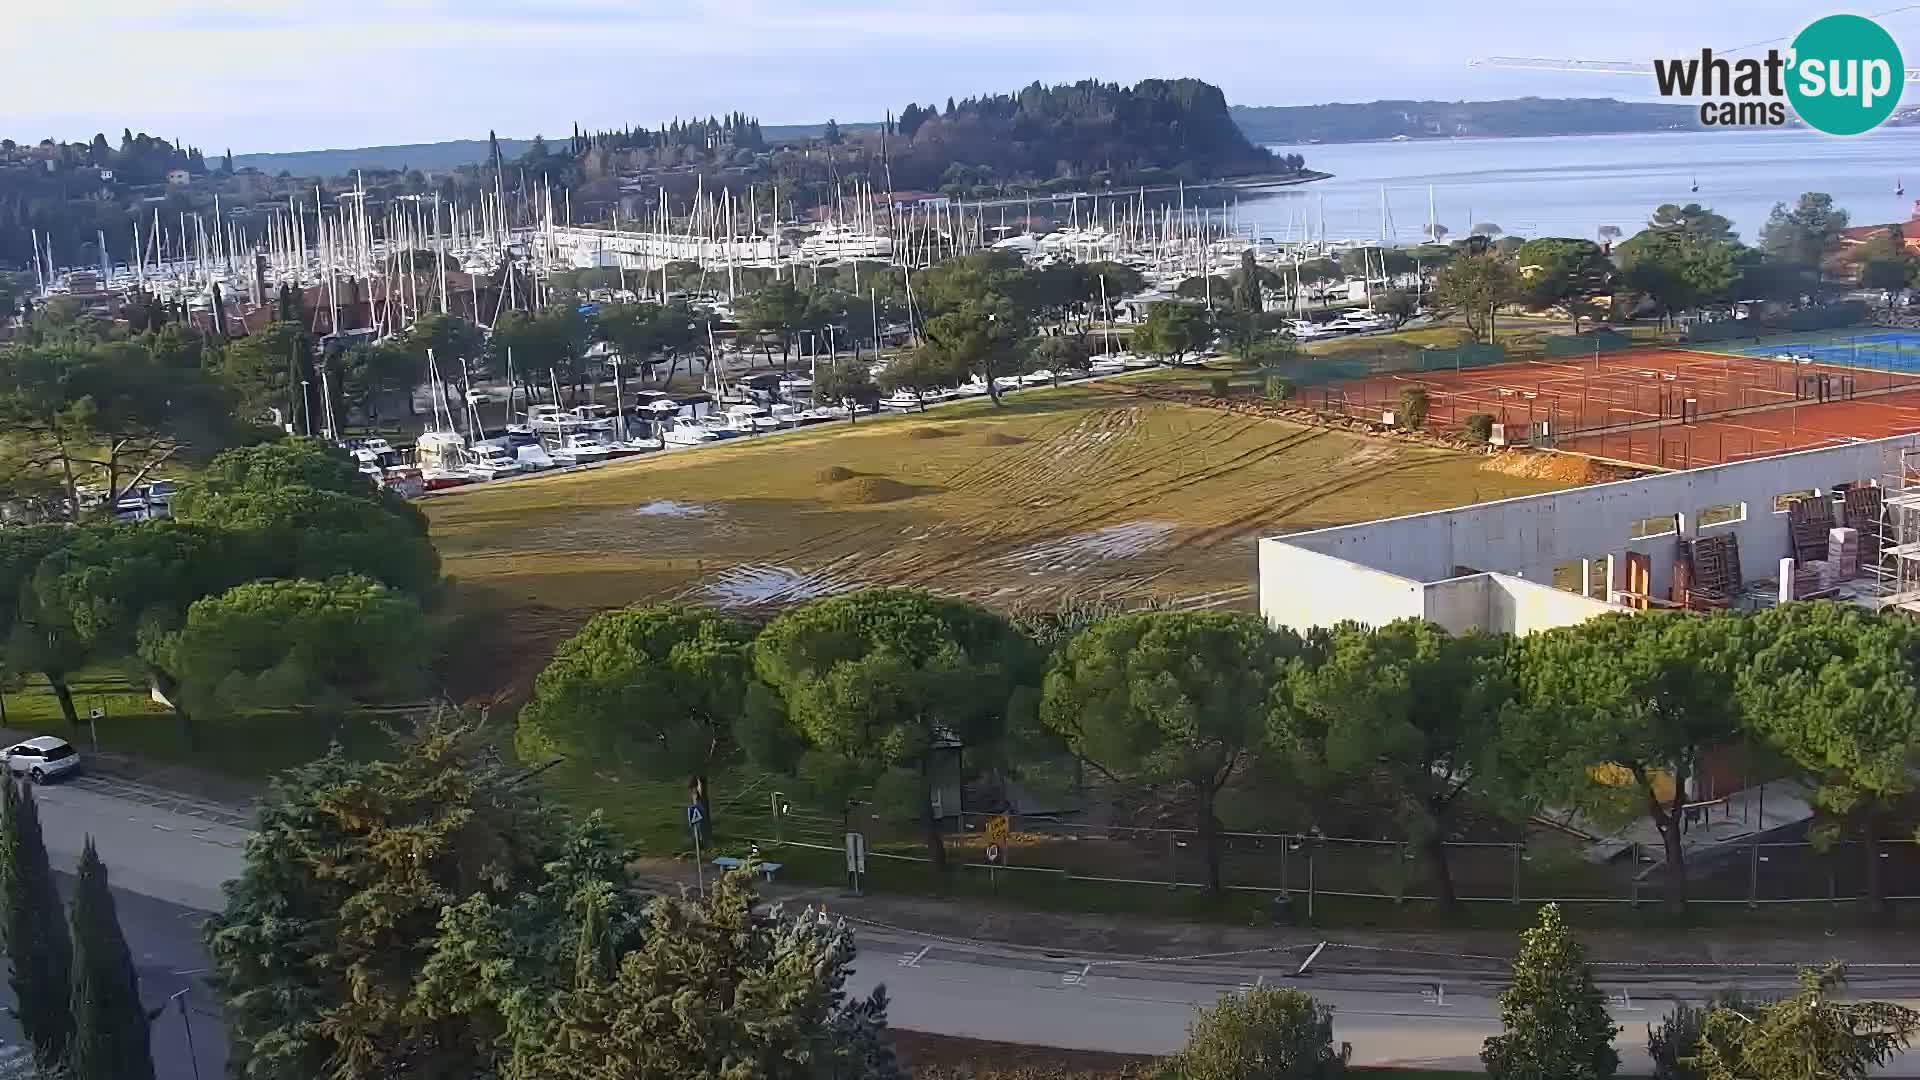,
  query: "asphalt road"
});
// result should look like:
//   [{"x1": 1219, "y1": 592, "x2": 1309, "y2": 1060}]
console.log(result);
[
  {"x1": 12, "y1": 775, "x2": 246, "y2": 1080},
  {"x1": 26, "y1": 774, "x2": 1920, "y2": 1075}
]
